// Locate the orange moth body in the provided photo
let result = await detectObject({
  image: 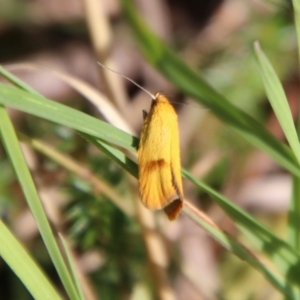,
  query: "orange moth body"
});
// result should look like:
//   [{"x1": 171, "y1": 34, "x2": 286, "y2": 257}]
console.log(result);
[
  {"x1": 137, "y1": 92, "x2": 183, "y2": 220},
  {"x1": 95, "y1": 62, "x2": 183, "y2": 220}
]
